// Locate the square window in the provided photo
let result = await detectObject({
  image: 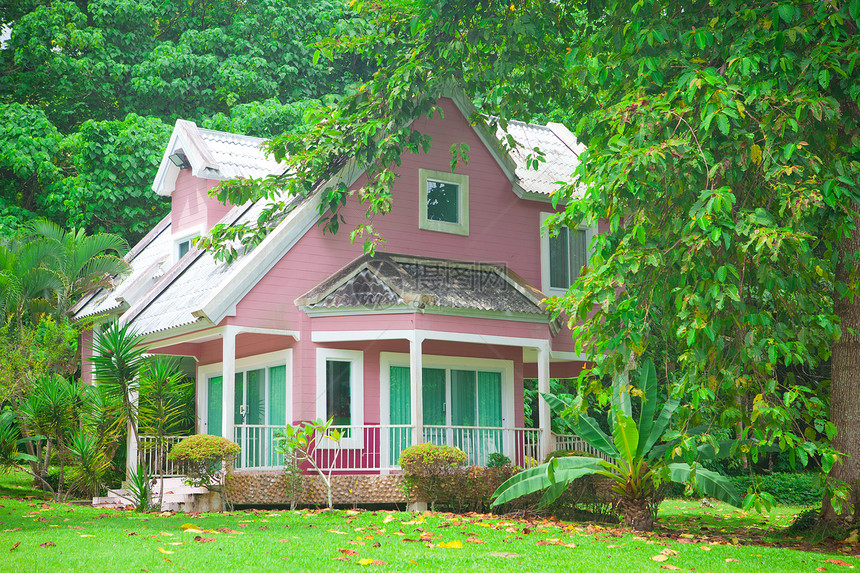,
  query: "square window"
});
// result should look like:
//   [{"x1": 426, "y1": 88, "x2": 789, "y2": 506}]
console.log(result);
[
  {"x1": 418, "y1": 169, "x2": 469, "y2": 236},
  {"x1": 541, "y1": 213, "x2": 593, "y2": 294},
  {"x1": 426, "y1": 180, "x2": 460, "y2": 223},
  {"x1": 178, "y1": 239, "x2": 191, "y2": 259}
]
